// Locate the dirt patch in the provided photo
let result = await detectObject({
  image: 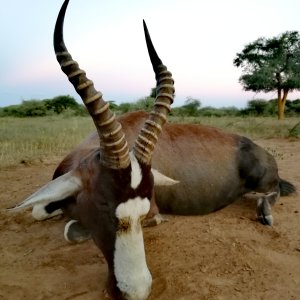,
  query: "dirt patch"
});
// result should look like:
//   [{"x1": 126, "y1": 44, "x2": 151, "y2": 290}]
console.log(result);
[{"x1": 1, "y1": 139, "x2": 299, "y2": 300}]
